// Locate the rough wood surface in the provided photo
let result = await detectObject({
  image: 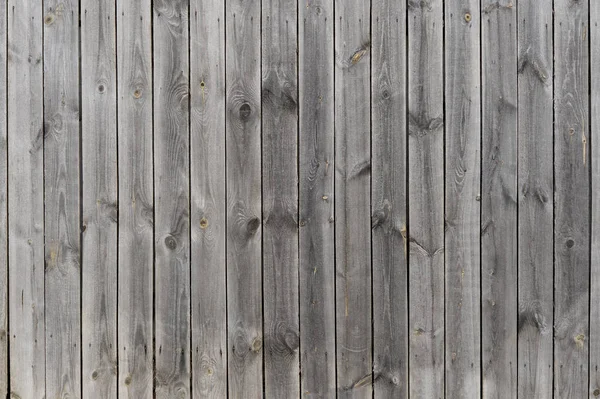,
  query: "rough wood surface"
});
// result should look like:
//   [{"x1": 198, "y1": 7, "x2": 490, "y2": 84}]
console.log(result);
[
  {"x1": 444, "y1": 2, "x2": 481, "y2": 398},
  {"x1": 371, "y1": 0, "x2": 407, "y2": 397},
  {"x1": 81, "y1": 0, "x2": 118, "y2": 397},
  {"x1": 153, "y1": 0, "x2": 191, "y2": 397},
  {"x1": 117, "y1": 0, "x2": 155, "y2": 397},
  {"x1": 190, "y1": 0, "x2": 227, "y2": 398},
  {"x1": 481, "y1": 1, "x2": 517, "y2": 398},
  {"x1": 553, "y1": 0, "x2": 590, "y2": 397},
  {"x1": 0, "y1": 0, "x2": 7, "y2": 395},
  {"x1": 7, "y1": 2, "x2": 46, "y2": 397},
  {"x1": 43, "y1": 0, "x2": 81, "y2": 397},
  {"x1": 298, "y1": 0, "x2": 336, "y2": 397},
  {"x1": 408, "y1": 0, "x2": 445, "y2": 397},
  {"x1": 334, "y1": 0, "x2": 371, "y2": 397},
  {"x1": 262, "y1": 0, "x2": 300, "y2": 397},
  {"x1": 517, "y1": 1, "x2": 554, "y2": 397},
  {"x1": 225, "y1": 0, "x2": 263, "y2": 397}
]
